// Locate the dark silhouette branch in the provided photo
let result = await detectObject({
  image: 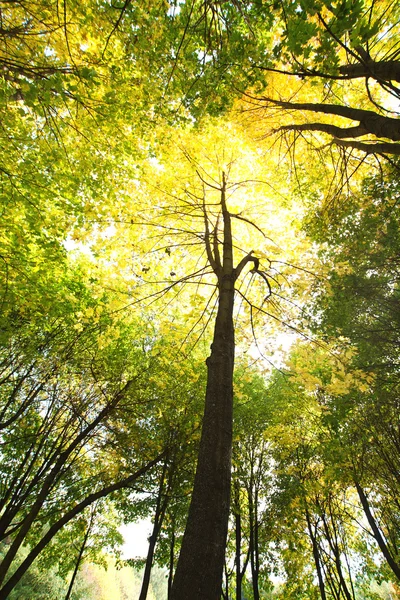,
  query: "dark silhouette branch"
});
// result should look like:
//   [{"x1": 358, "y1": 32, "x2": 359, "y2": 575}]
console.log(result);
[
  {"x1": 333, "y1": 139, "x2": 400, "y2": 155},
  {"x1": 260, "y1": 97, "x2": 400, "y2": 142},
  {"x1": 275, "y1": 122, "x2": 369, "y2": 139}
]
